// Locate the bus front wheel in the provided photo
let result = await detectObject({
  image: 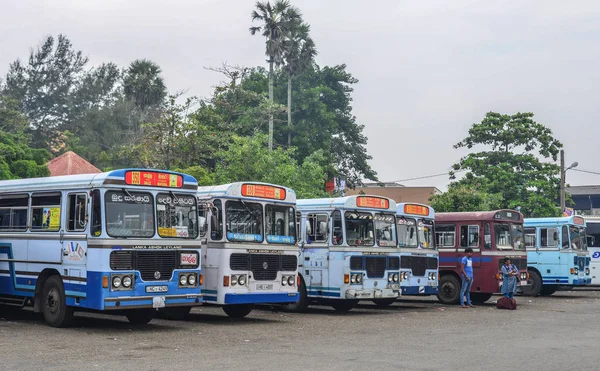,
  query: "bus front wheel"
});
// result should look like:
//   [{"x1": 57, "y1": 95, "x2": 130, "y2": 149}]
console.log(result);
[
  {"x1": 437, "y1": 275, "x2": 460, "y2": 305},
  {"x1": 282, "y1": 277, "x2": 309, "y2": 312},
  {"x1": 331, "y1": 300, "x2": 358, "y2": 312},
  {"x1": 223, "y1": 304, "x2": 253, "y2": 318},
  {"x1": 42, "y1": 275, "x2": 74, "y2": 328},
  {"x1": 126, "y1": 309, "x2": 155, "y2": 325},
  {"x1": 522, "y1": 270, "x2": 542, "y2": 297}
]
